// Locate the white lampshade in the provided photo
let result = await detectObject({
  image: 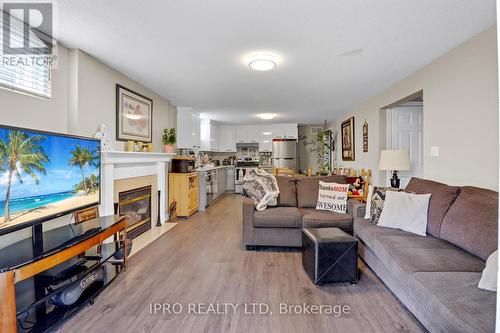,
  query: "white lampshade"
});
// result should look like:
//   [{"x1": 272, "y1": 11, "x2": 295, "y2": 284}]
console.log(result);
[{"x1": 379, "y1": 150, "x2": 411, "y2": 171}]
